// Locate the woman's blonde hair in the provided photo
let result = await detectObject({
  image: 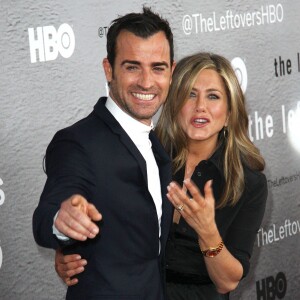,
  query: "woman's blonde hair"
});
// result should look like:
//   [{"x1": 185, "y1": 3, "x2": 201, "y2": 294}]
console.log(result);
[{"x1": 155, "y1": 52, "x2": 265, "y2": 208}]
